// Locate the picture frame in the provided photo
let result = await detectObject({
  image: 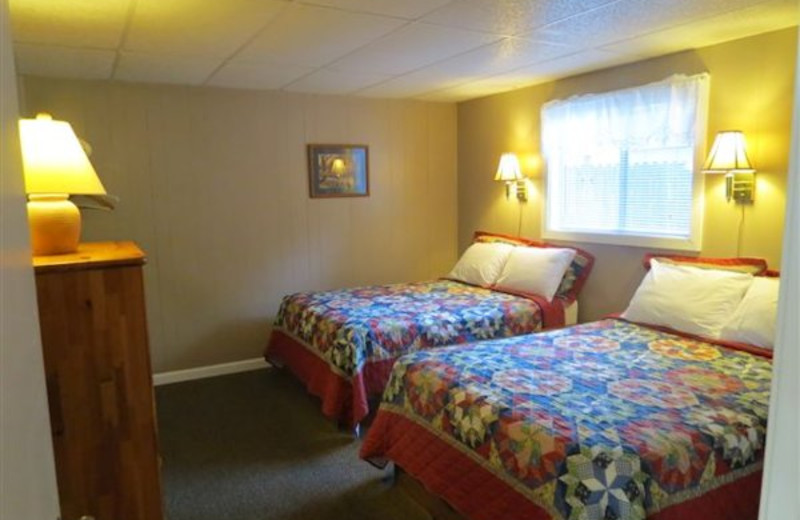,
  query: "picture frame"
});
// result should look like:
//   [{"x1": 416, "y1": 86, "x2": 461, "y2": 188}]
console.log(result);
[{"x1": 307, "y1": 144, "x2": 369, "y2": 198}]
